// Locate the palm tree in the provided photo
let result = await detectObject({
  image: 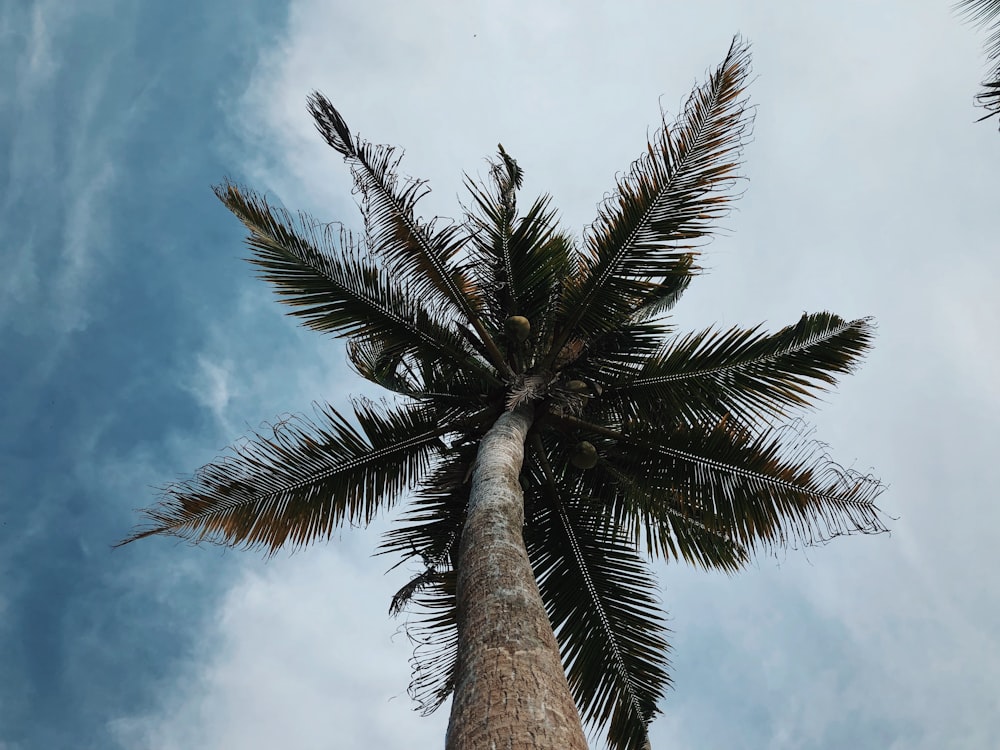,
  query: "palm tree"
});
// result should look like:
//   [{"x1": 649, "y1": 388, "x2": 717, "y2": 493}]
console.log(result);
[
  {"x1": 956, "y1": 0, "x2": 1000, "y2": 125},
  {"x1": 120, "y1": 38, "x2": 886, "y2": 750}
]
